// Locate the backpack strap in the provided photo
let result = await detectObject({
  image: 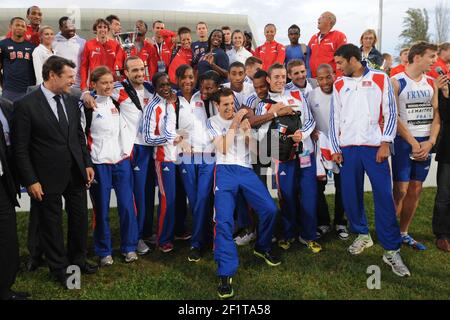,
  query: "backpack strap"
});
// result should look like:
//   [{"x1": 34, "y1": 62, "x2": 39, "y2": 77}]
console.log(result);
[
  {"x1": 121, "y1": 80, "x2": 142, "y2": 111},
  {"x1": 174, "y1": 97, "x2": 181, "y2": 130},
  {"x1": 300, "y1": 43, "x2": 308, "y2": 57}
]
